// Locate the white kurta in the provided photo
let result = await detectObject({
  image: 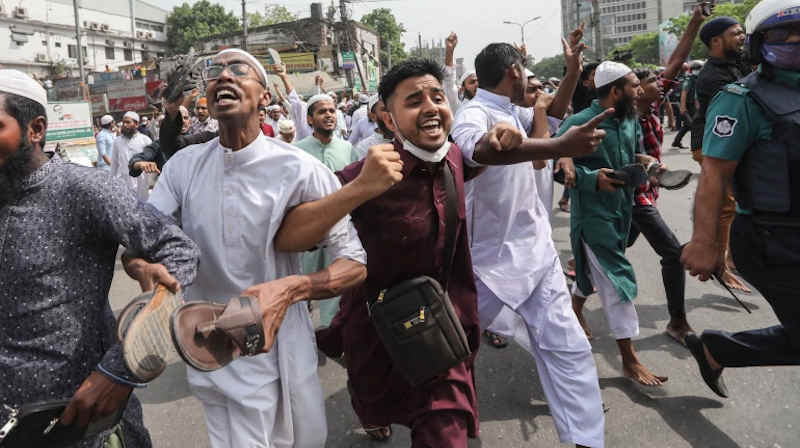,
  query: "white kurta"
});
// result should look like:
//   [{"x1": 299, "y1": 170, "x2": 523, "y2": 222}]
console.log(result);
[
  {"x1": 110, "y1": 132, "x2": 152, "y2": 201},
  {"x1": 287, "y1": 90, "x2": 347, "y2": 141},
  {"x1": 350, "y1": 104, "x2": 368, "y2": 128},
  {"x1": 148, "y1": 134, "x2": 366, "y2": 448},
  {"x1": 451, "y1": 88, "x2": 603, "y2": 448},
  {"x1": 347, "y1": 117, "x2": 375, "y2": 146},
  {"x1": 353, "y1": 131, "x2": 392, "y2": 160}
]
